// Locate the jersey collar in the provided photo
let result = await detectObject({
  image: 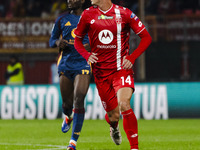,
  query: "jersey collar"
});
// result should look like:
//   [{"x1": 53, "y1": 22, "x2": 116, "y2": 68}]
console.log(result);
[{"x1": 98, "y1": 4, "x2": 113, "y2": 14}]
